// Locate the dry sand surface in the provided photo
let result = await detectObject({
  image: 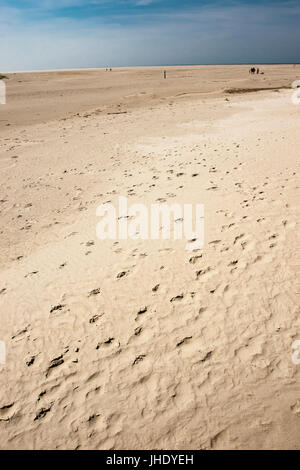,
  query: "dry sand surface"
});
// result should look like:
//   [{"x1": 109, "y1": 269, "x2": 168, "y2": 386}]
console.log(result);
[{"x1": 0, "y1": 65, "x2": 300, "y2": 449}]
